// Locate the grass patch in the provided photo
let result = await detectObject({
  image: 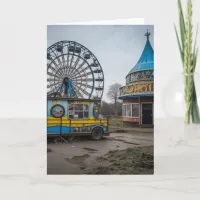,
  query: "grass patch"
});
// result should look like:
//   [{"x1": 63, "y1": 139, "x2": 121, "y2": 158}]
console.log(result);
[{"x1": 86, "y1": 146, "x2": 154, "y2": 174}]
